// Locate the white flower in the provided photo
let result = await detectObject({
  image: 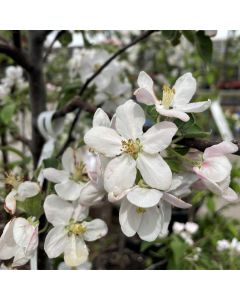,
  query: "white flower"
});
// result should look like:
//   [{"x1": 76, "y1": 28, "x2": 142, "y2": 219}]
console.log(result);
[
  {"x1": 179, "y1": 231, "x2": 193, "y2": 246},
  {"x1": 119, "y1": 198, "x2": 163, "y2": 242},
  {"x1": 134, "y1": 71, "x2": 211, "y2": 122},
  {"x1": 58, "y1": 260, "x2": 92, "y2": 270},
  {"x1": 0, "y1": 217, "x2": 39, "y2": 267},
  {"x1": 44, "y1": 194, "x2": 108, "y2": 267},
  {"x1": 185, "y1": 222, "x2": 199, "y2": 234},
  {"x1": 193, "y1": 141, "x2": 238, "y2": 183},
  {"x1": 43, "y1": 146, "x2": 105, "y2": 202},
  {"x1": 216, "y1": 239, "x2": 230, "y2": 252},
  {"x1": 84, "y1": 100, "x2": 178, "y2": 196},
  {"x1": 2, "y1": 66, "x2": 26, "y2": 90},
  {"x1": 4, "y1": 176, "x2": 40, "y2": 215}
]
